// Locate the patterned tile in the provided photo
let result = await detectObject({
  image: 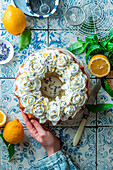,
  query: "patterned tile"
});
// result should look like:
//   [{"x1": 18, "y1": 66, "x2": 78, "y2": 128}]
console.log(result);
[
  {"x1": 0, "y1": 30, "x2": 47, "y2": 77},
  {"x1": 0, "y1": 0, "x2": 47, "y2": 29},
  {"x1": 97, "y1": 86, "x2": 113, "y2": 126},
  {"x1": 1, "y1": 0, "x2": 113, "y2": 169},
  {"x1": 1, "y1": 127, "x2": 96, "y2": 170},
  {"x1": 96, "y1": 30, "x2": 109, "y2": 40},
  {"x1": 49, "y1": 0, "x2": 113, "y2": 32},
  {"x1": 0, "y1": 79, "x2": 24, "y2": 125},
  {"x1": 1, "y1": 128, "x2": 48, "y2": 169},
  {"x1": 96, "y1": 0, "x2": 113, "y2": 30},
  {"x1": 25, "y1": 16, "x2": 47, "y2": 30},
  {"x1": 49, "y1": 30, "x2": 95, "y2": 78},
  {"x1": 49, "y1": 127, "x2": 96, "y2": 170},
  {"x1": 97, "y1": 127, "x2": 113, "y2": 170}
]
